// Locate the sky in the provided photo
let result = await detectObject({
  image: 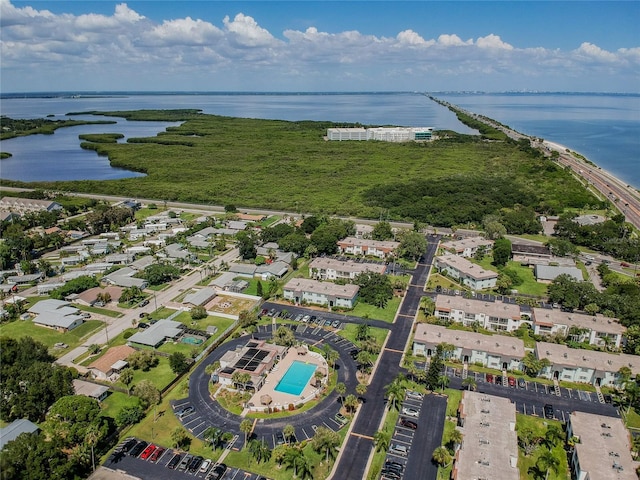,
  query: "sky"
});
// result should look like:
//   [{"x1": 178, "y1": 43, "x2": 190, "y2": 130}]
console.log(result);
[{"x1": 1, "y1": 1, "x2": 639, "y2": 93}]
